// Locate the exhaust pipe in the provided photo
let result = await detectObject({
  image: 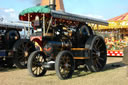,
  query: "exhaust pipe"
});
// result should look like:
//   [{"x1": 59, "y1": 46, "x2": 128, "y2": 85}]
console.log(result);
[{"x1": 49, "y1": 0, "x2": 56, "y2": 10}]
